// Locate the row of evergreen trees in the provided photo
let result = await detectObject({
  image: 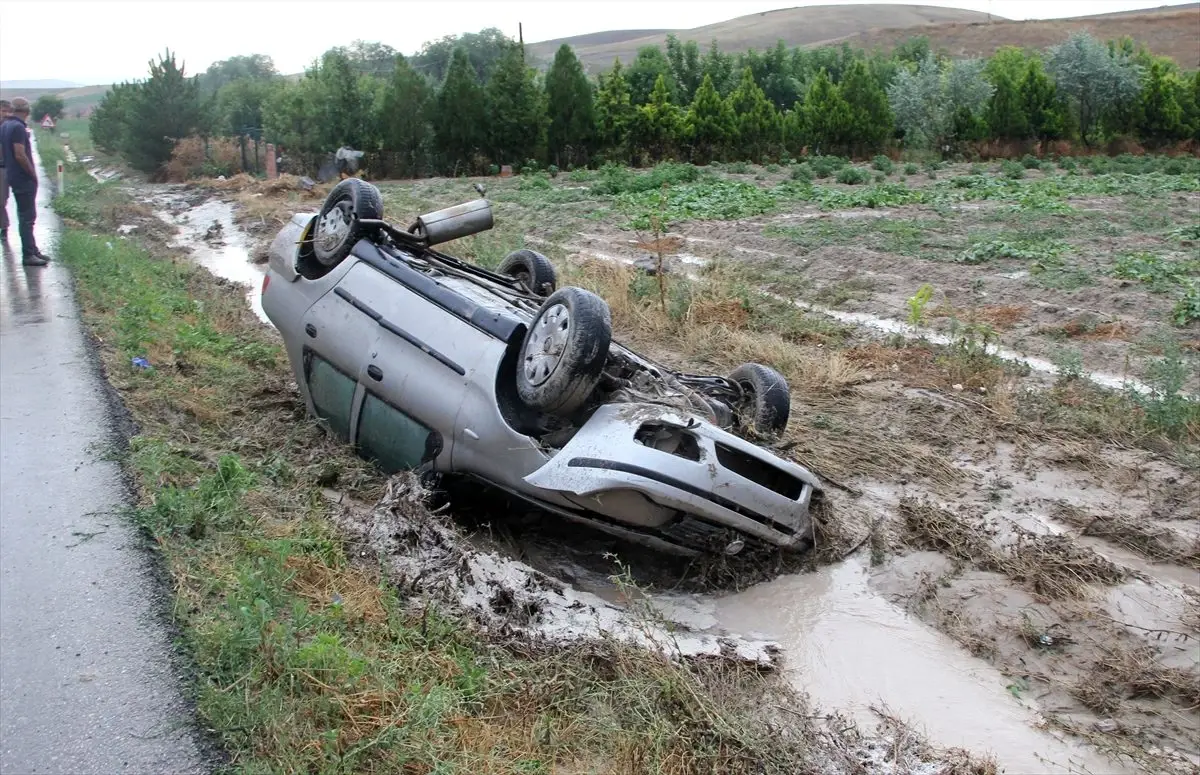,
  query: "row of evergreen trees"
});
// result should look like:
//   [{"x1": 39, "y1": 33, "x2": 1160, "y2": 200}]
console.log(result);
[{"x1": 90, "y1": 30, "x2": 1200, "y2": 177}]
